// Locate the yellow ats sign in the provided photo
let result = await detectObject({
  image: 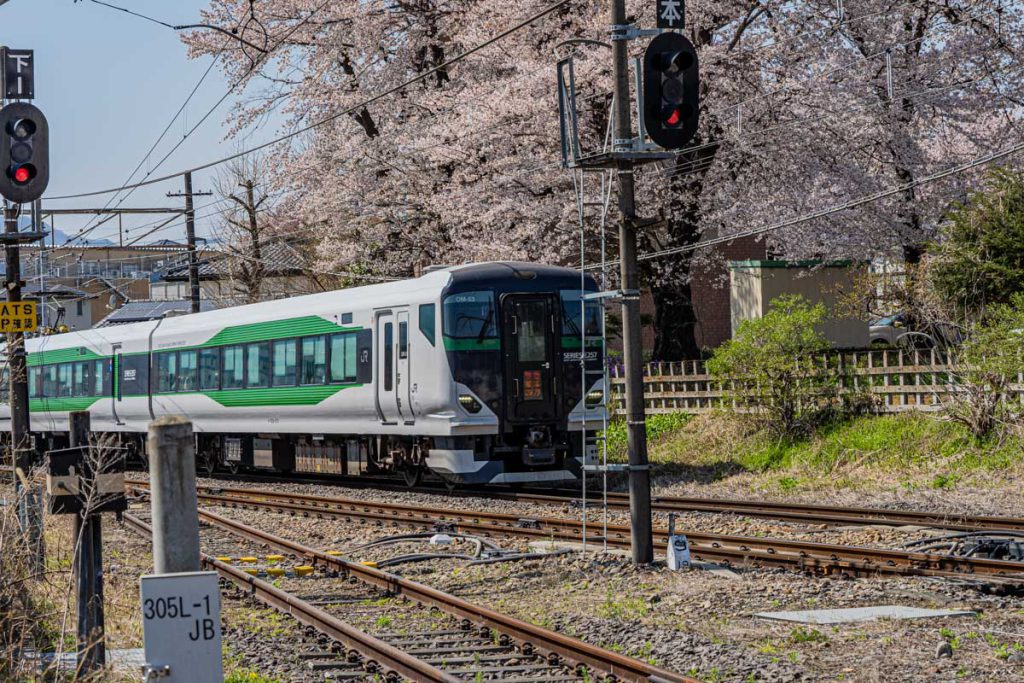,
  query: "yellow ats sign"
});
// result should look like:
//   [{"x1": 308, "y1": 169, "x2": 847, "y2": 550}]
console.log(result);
[{"x1": 0, "y1": 302, "x2": 37, "y2": 332}]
